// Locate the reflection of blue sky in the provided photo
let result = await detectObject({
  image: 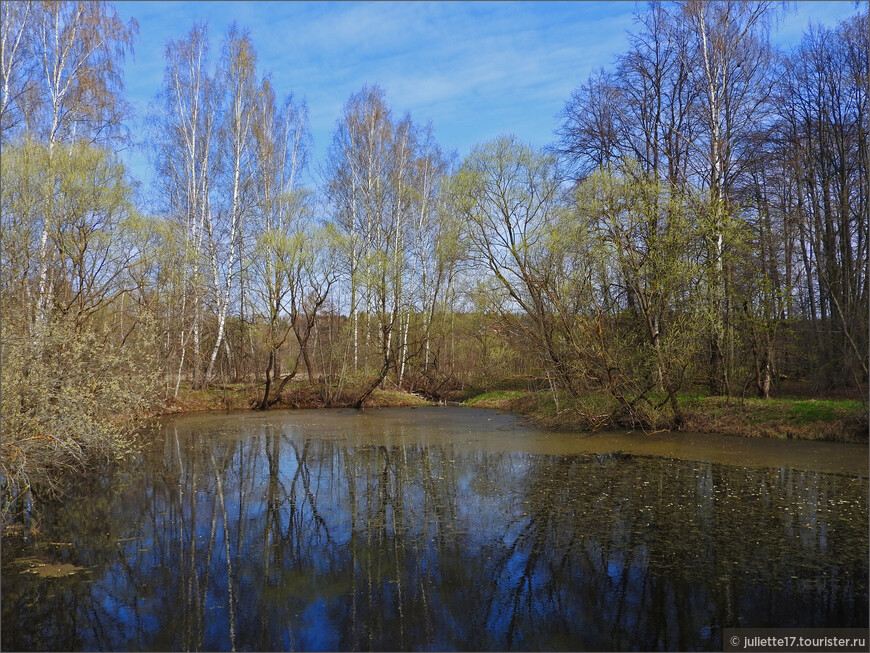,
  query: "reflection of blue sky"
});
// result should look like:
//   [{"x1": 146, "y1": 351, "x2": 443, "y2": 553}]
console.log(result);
[
  {"x1": 298, "y1": 599, "x2": 336, "y2": 651},
  {"x1": 3, "y1": 410, "x2": 868, "y2": 651}
]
